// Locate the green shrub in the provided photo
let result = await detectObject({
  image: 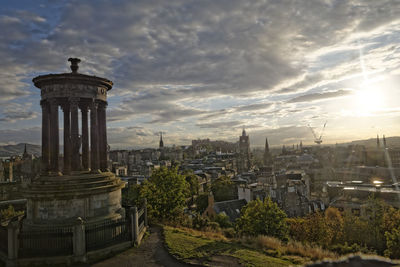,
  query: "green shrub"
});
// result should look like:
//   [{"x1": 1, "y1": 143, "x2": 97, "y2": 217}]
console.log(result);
[
  {"x1": 223, "y1": 227, "x2": 236, "y2": 238},
  {"x1": 213, "y1": 213, "x2": 232, "y2": 228}
]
